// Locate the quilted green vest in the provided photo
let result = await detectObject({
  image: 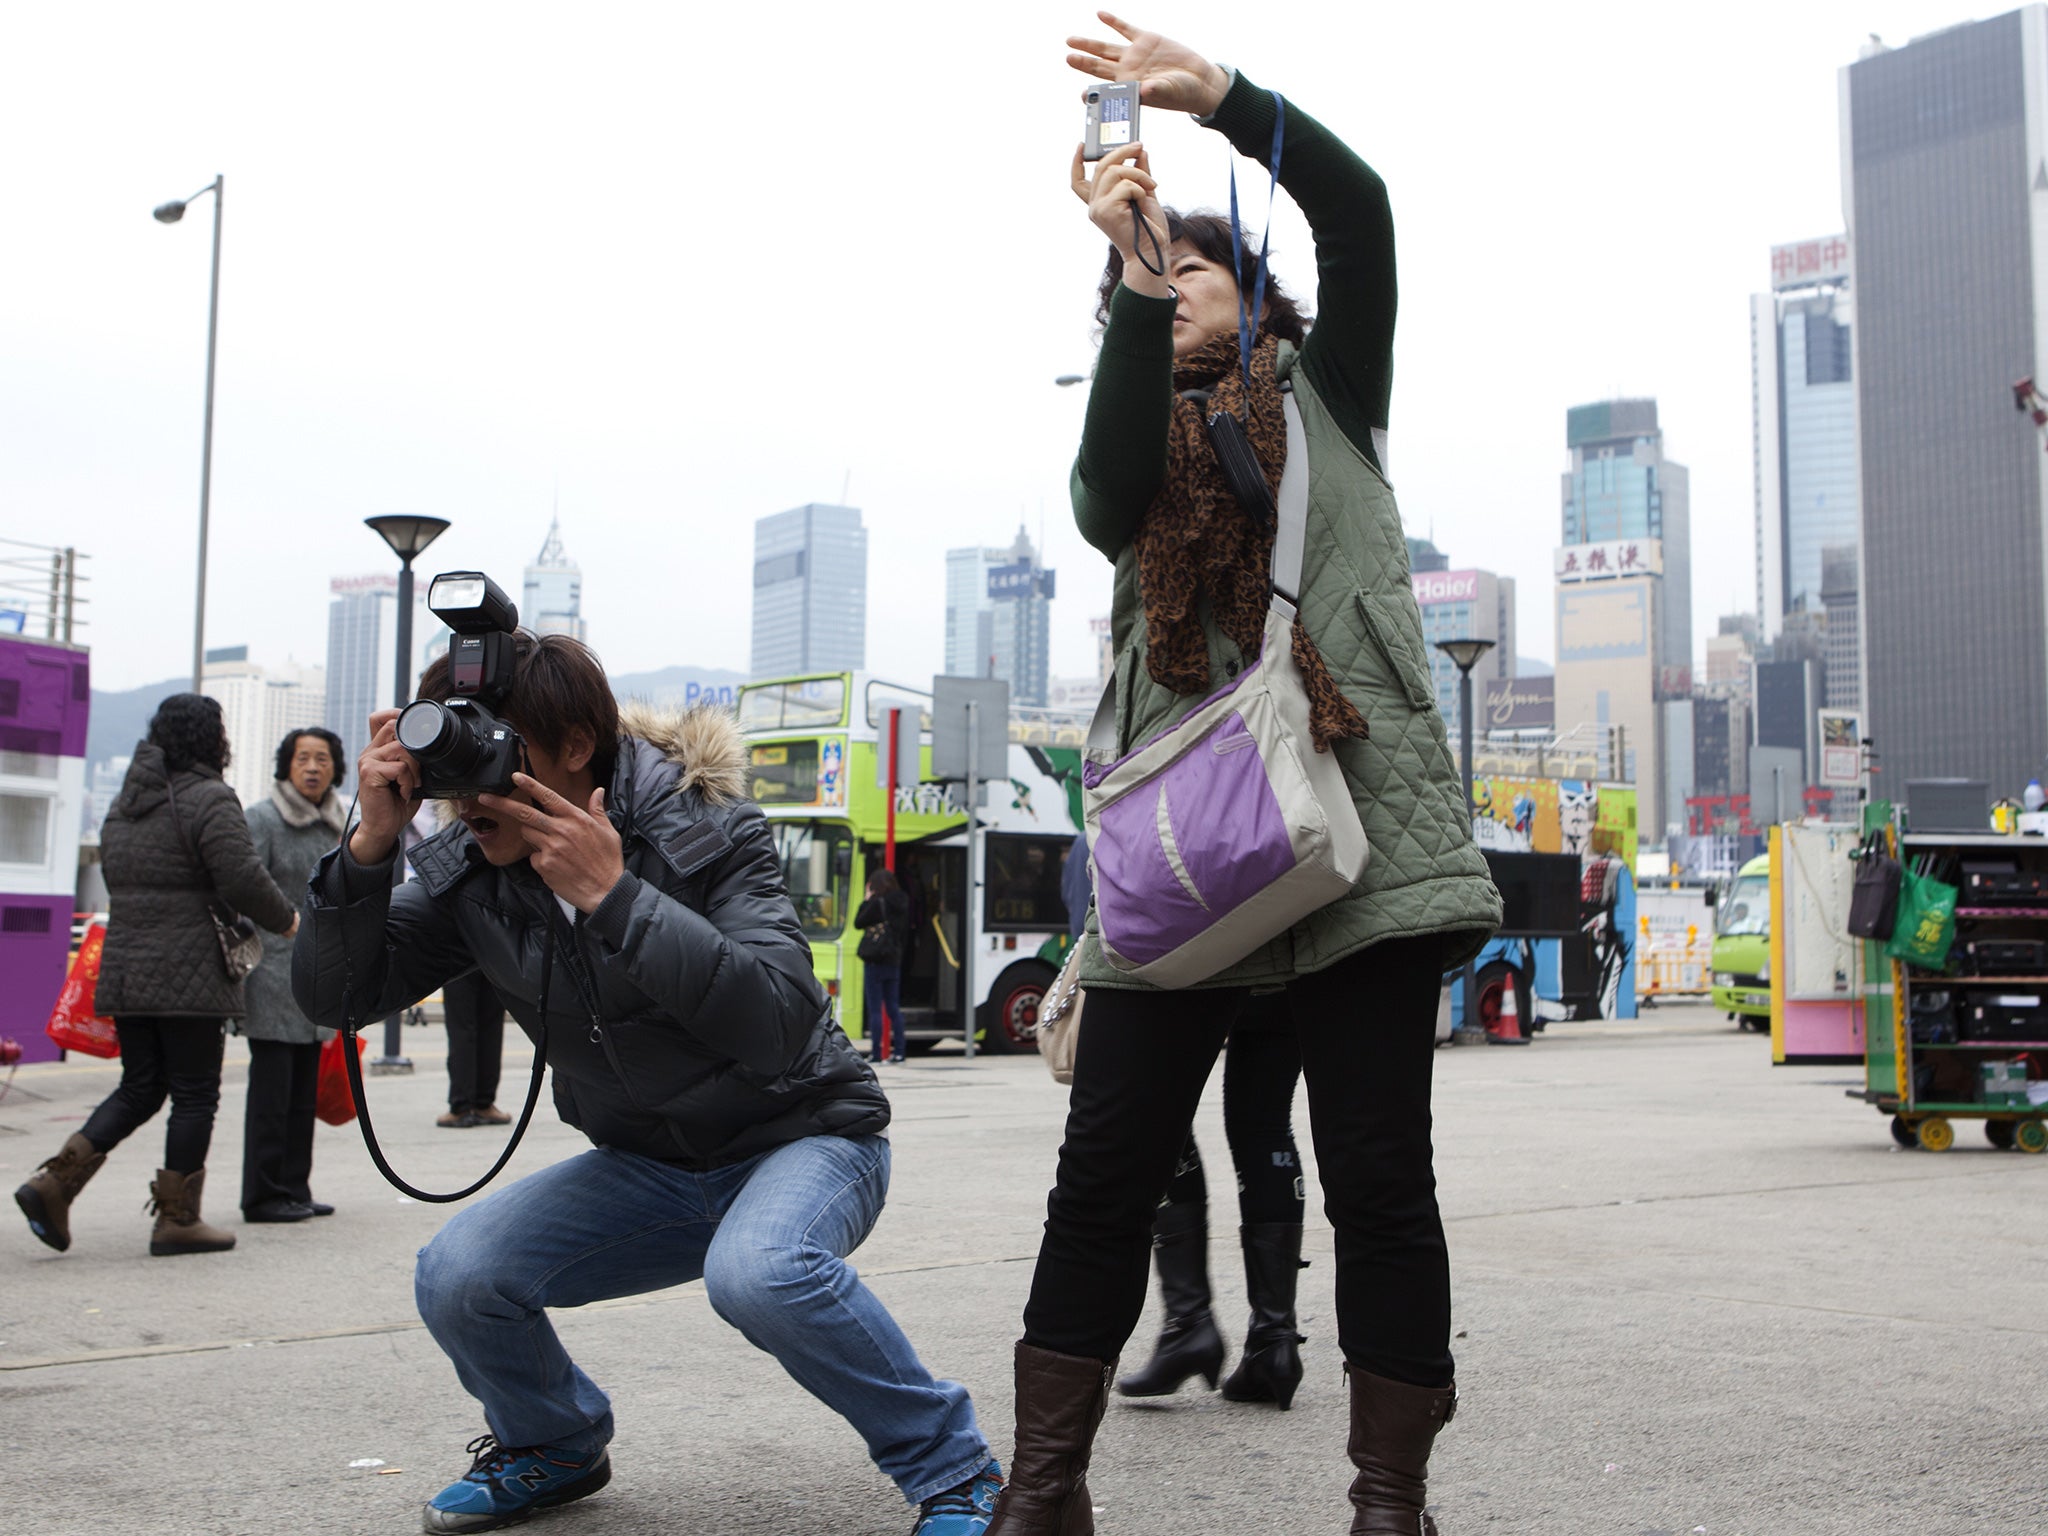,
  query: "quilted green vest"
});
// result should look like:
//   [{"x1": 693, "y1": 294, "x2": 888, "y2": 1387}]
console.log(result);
[{"x1": 1079, "y1": 344, "x2": 1502, "y2": 990}]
